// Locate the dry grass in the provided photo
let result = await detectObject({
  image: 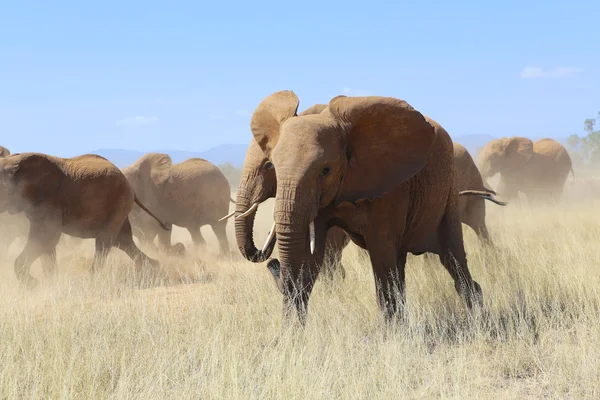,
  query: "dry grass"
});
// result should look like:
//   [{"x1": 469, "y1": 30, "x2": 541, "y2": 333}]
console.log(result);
[{"x1": 1, "y1": 189, "x2": 600, "y2": 399}]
